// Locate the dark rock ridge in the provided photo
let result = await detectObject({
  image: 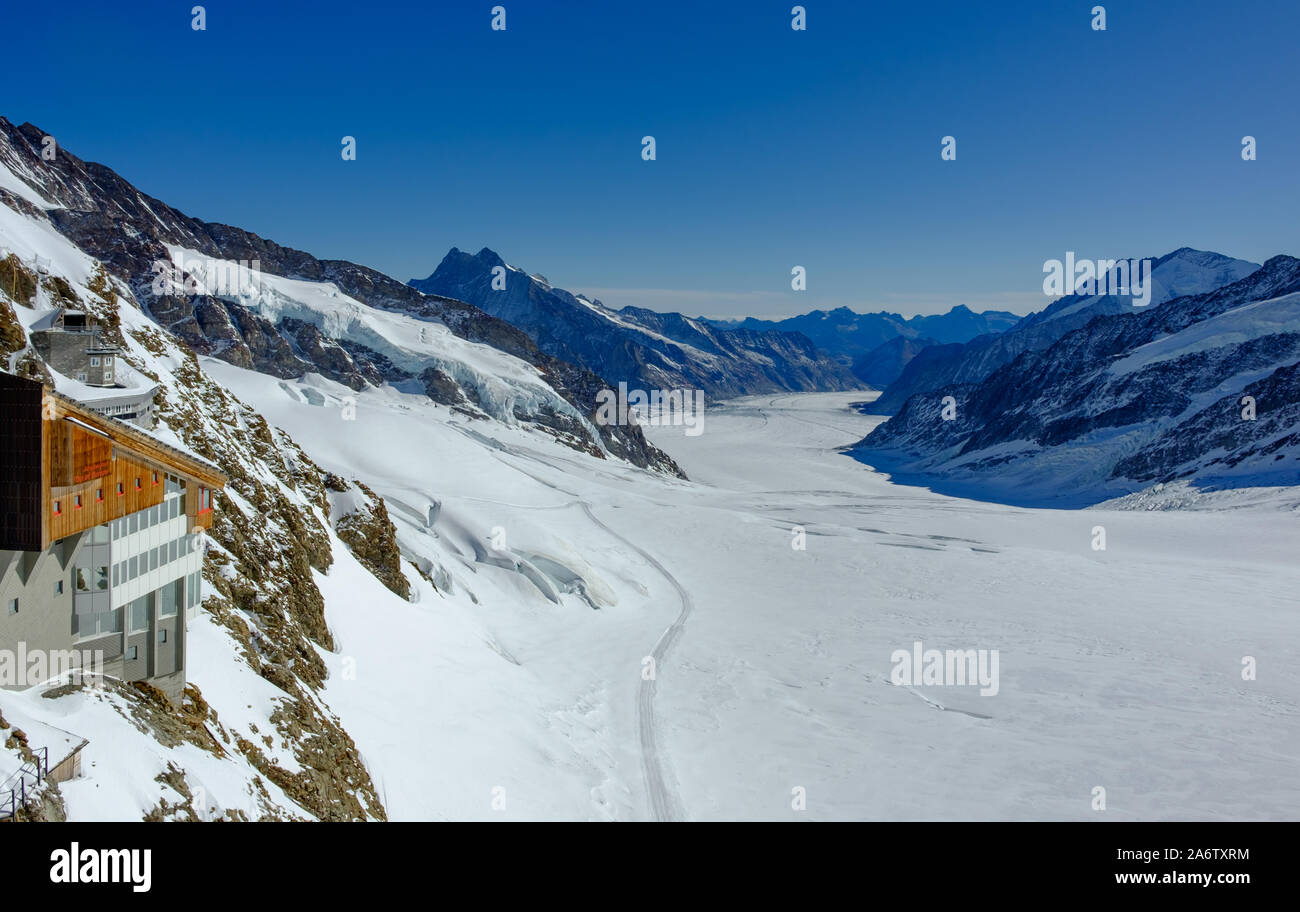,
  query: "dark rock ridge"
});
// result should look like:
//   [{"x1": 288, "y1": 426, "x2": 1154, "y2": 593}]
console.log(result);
[
  {"x1": 0, "y1": 116, "x2": 682, "y2": 478},
  {"x1": 412, "y1": 247, "x2": 860, "y2": 399}
]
